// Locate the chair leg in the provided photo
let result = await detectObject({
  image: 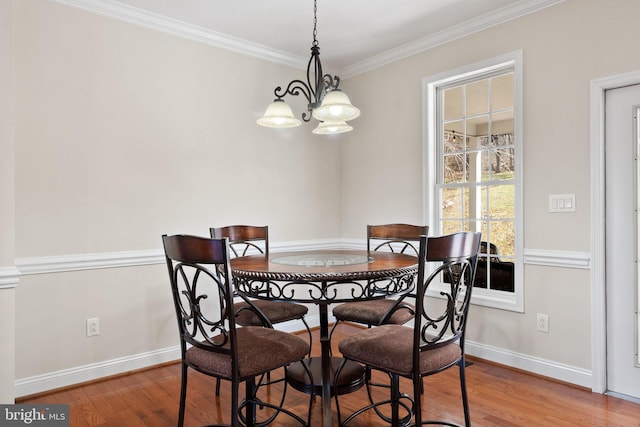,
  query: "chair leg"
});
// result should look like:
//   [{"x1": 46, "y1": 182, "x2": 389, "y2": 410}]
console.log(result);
[
  {"x1": 245, "y1": 377, "x2": 257, "y2": 427},
  {"x1": 413, "y1": 374, "x2": 423, "y2": 427},
  {"x1": 459, "y1": 359, "x2": 471, "y2": 427},
  {"x1": 230, "y1": 377, "x2": 240, "y2": 427},
  {"x1": 178, "y1": 363, "x2": 188, "y2": 427},
  {"x1": 390, "y1": 374, "x2": 399, "y2": 426}
]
